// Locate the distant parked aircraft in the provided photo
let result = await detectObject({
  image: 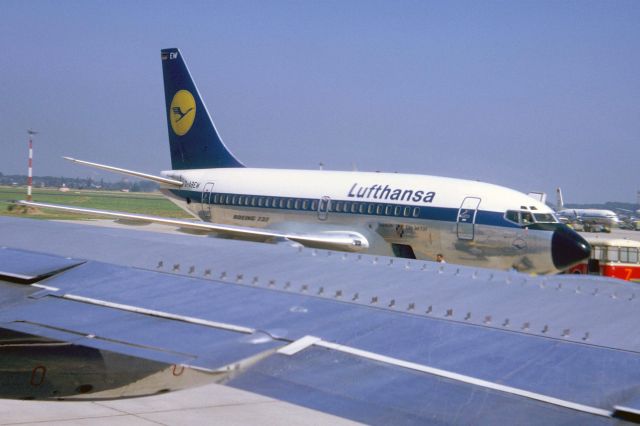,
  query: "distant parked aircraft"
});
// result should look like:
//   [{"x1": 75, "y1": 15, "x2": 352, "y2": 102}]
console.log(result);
[{"x1": 556, "y1": 187, "x2": 620, "y2": 229}]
